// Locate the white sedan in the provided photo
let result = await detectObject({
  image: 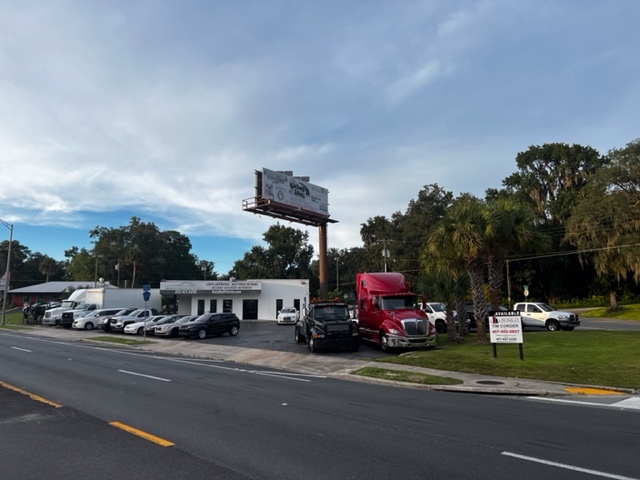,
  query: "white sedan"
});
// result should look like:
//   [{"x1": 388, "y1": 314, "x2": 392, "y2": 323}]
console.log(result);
[
  {"x1": 123, "y1": 315, "x2": 169, "y2": 335},
  {"x1": 277, "y1": 307, "x2": 299, "y2": 324}
]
